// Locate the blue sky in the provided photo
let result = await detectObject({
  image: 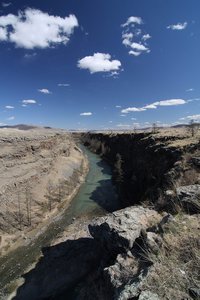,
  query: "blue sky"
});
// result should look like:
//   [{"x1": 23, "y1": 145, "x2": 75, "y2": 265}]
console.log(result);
[{"x1": 0, "y1": 0, "x2": 200, "y2": 130}]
